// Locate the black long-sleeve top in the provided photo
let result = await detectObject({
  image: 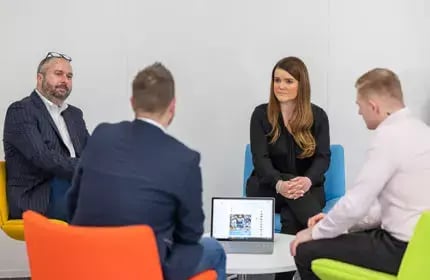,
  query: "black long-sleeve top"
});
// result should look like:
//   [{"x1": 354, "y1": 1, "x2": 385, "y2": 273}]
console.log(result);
[{"x1": 250, "y1": 103, "x2": 331, "y2": 190}]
